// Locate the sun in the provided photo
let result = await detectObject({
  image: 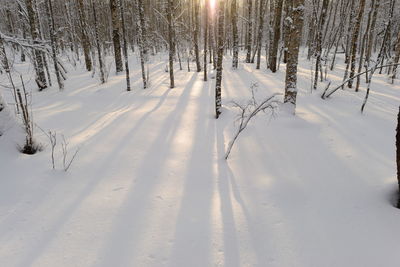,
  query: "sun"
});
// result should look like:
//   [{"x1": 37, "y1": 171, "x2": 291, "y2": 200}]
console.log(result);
[{"x1": 209, "y1": 0, "x2": 216, "y2": 12}]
